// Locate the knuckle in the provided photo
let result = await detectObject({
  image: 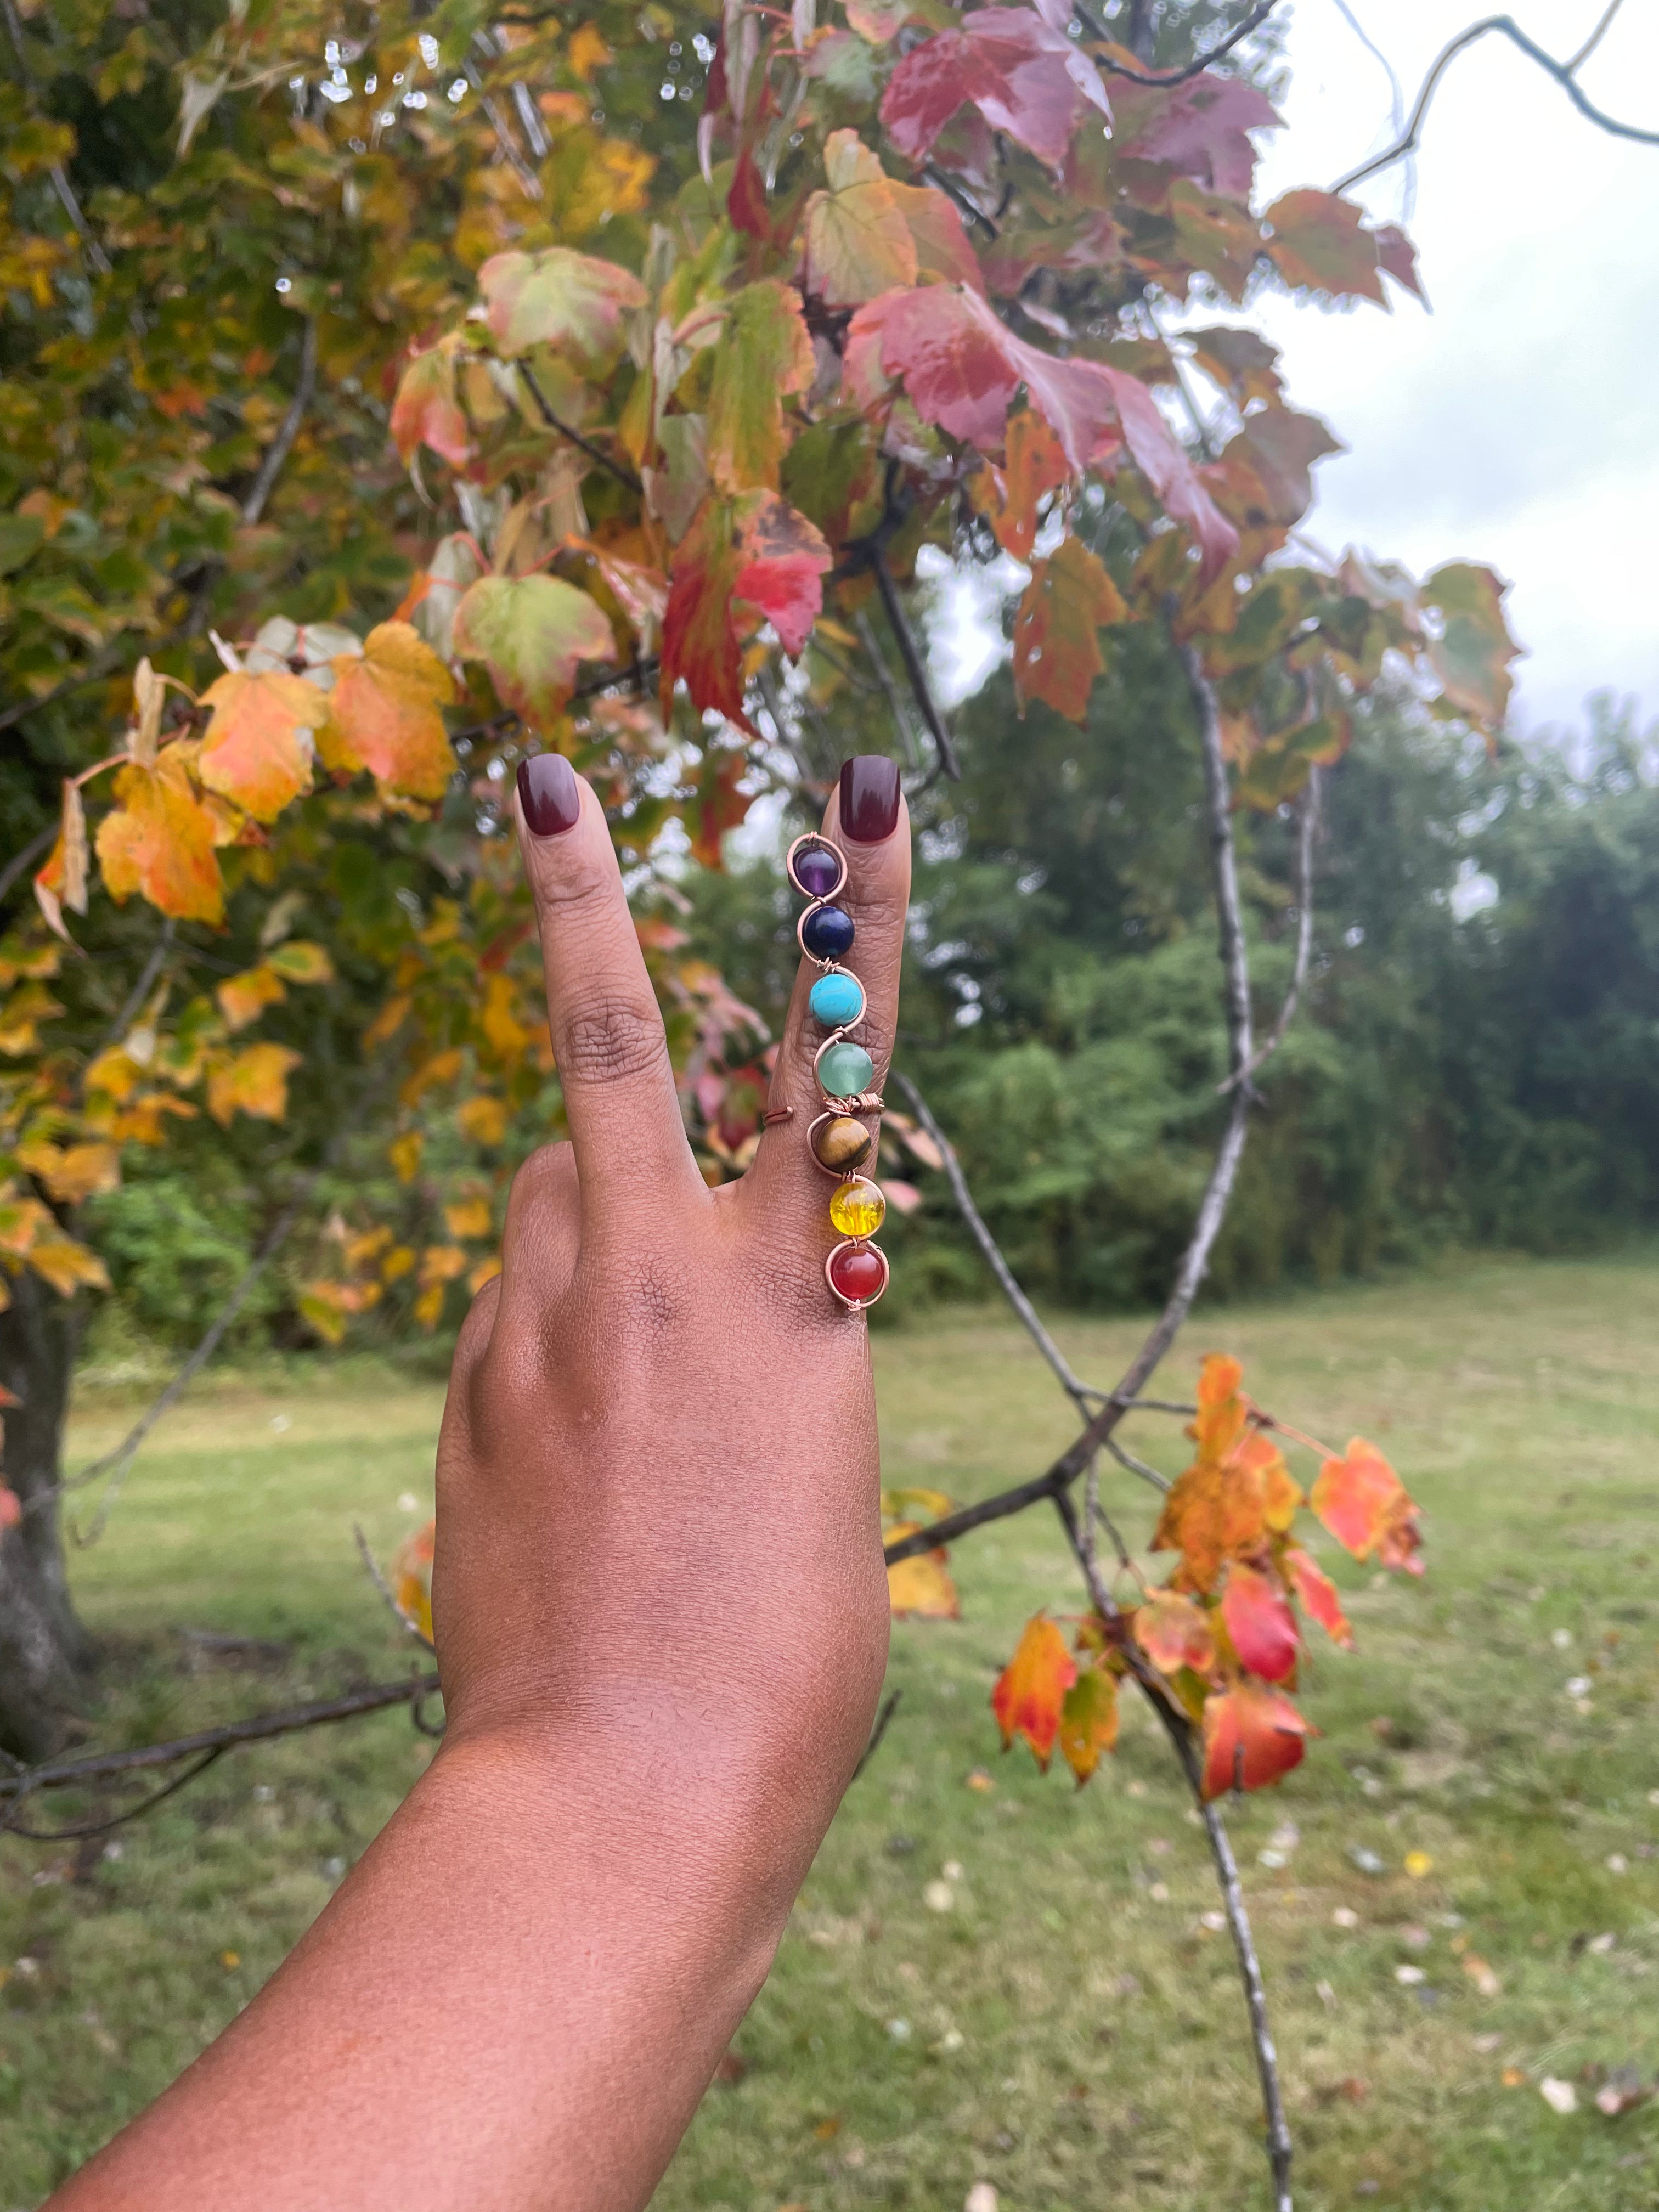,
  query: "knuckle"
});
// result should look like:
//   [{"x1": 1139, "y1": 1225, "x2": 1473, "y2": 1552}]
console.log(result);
[{"x1": 555, "y1": 995, "x2": 669, "y2": 1088}]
